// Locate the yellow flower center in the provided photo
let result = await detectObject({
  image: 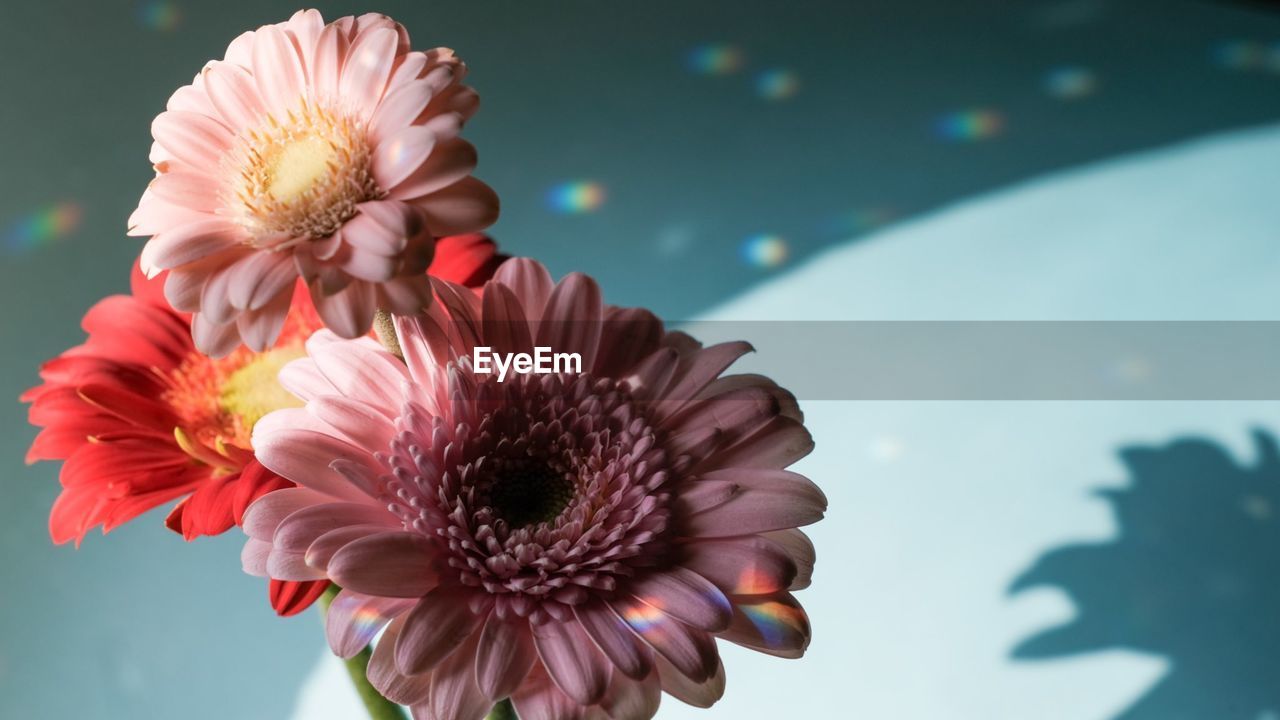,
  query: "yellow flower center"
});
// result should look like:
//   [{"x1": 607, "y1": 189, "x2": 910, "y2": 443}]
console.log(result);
[
  {"x1": 218, "y1": 346, "x2": 306, "y2": 429},
  {"x1": 229, "y1": 99, "x2": 381, "y2": 246}
]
